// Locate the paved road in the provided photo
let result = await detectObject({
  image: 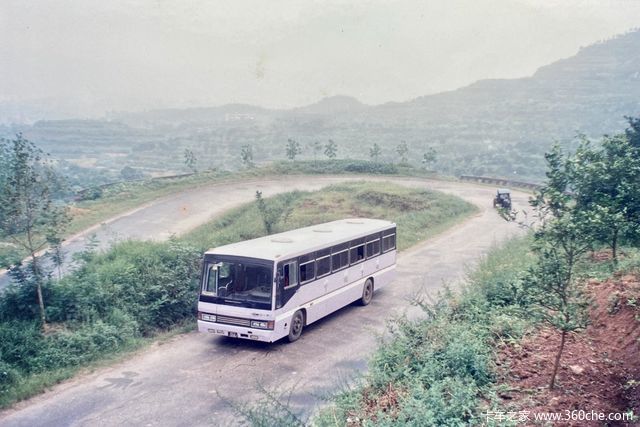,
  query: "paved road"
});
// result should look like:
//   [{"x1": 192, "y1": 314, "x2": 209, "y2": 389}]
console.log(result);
[
  {"x1": 0, "y1": 176, "x2": 527, "y2": 426},
  {"x1": 0, "y1": 177, "x2": 347, "y2": 289}
]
